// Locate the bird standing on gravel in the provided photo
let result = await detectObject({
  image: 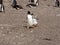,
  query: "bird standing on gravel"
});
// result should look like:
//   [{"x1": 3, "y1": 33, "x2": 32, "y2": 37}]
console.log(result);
[
  {"x1": 26, "y1": 0, "x2": 39, "y2": 8},
  {"x1": 11, "y1": 0, "x2": 23, "y2": 9},
  {"x1": 27, "y1": 11, "x2": 38, "y2": 28}
]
